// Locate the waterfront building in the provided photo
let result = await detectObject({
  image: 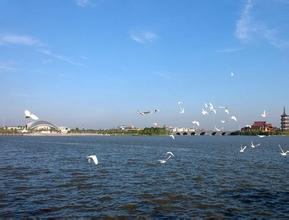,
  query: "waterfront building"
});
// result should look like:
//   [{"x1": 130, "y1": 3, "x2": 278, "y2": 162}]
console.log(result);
[
  {"x1": 26, "y1": 120, "x2": 60, "y2": 133},
  {"x1": 281, "y1": 107, "x2": 289, "y2": 131},
  {"x1": 251, "y1": 121, "x2": 274, "y2": 132},
  {"x1": 246, "y1": 121, "x2": 275, "y2": 132}
]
